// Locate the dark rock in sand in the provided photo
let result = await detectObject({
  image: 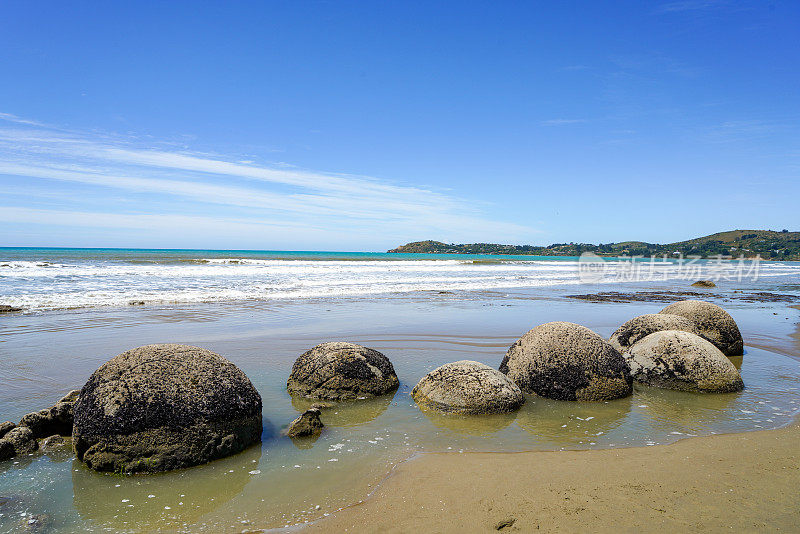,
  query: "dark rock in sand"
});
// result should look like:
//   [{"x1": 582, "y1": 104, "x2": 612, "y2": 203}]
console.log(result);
[
  {"x1": 500, "y1": 322, "x2": 632, "y2": 401},
  {"x1": 0, "y1": 421, "x2": 15, "y2": 439},
  {"x1": 691, "y1": 280, "x2": 716, "y2": 288},
  {"x1": 626, "y1": 330, "x2": 744, "y2": 392},
  {"x1": 411, "y1": 360, "x2": 524, "y2": 414},
  {"x1": 287, "y1": 342, "x2": 399, "y2": 400},
  {"x1": 19, "y1": 390, "x2": 81, "y2": 438},
  {"x1": 285, "y1": 408, "x2": 324, "y2": 437},
  {"x1": 609, "y1": 314, "x2": 703, "y2": 353},
  {"x1": 659, "y1": 300, "x2": 743, "y2": 356},
  {"x1": 0, "y1": 305, "x2": 22, "y2": 313},
  {"x1": 0, "y1": 426, "x2": 38, "y2": 458},
  {"x1": 72, "y1": 344, "x2": 262, "y2": 473}
]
